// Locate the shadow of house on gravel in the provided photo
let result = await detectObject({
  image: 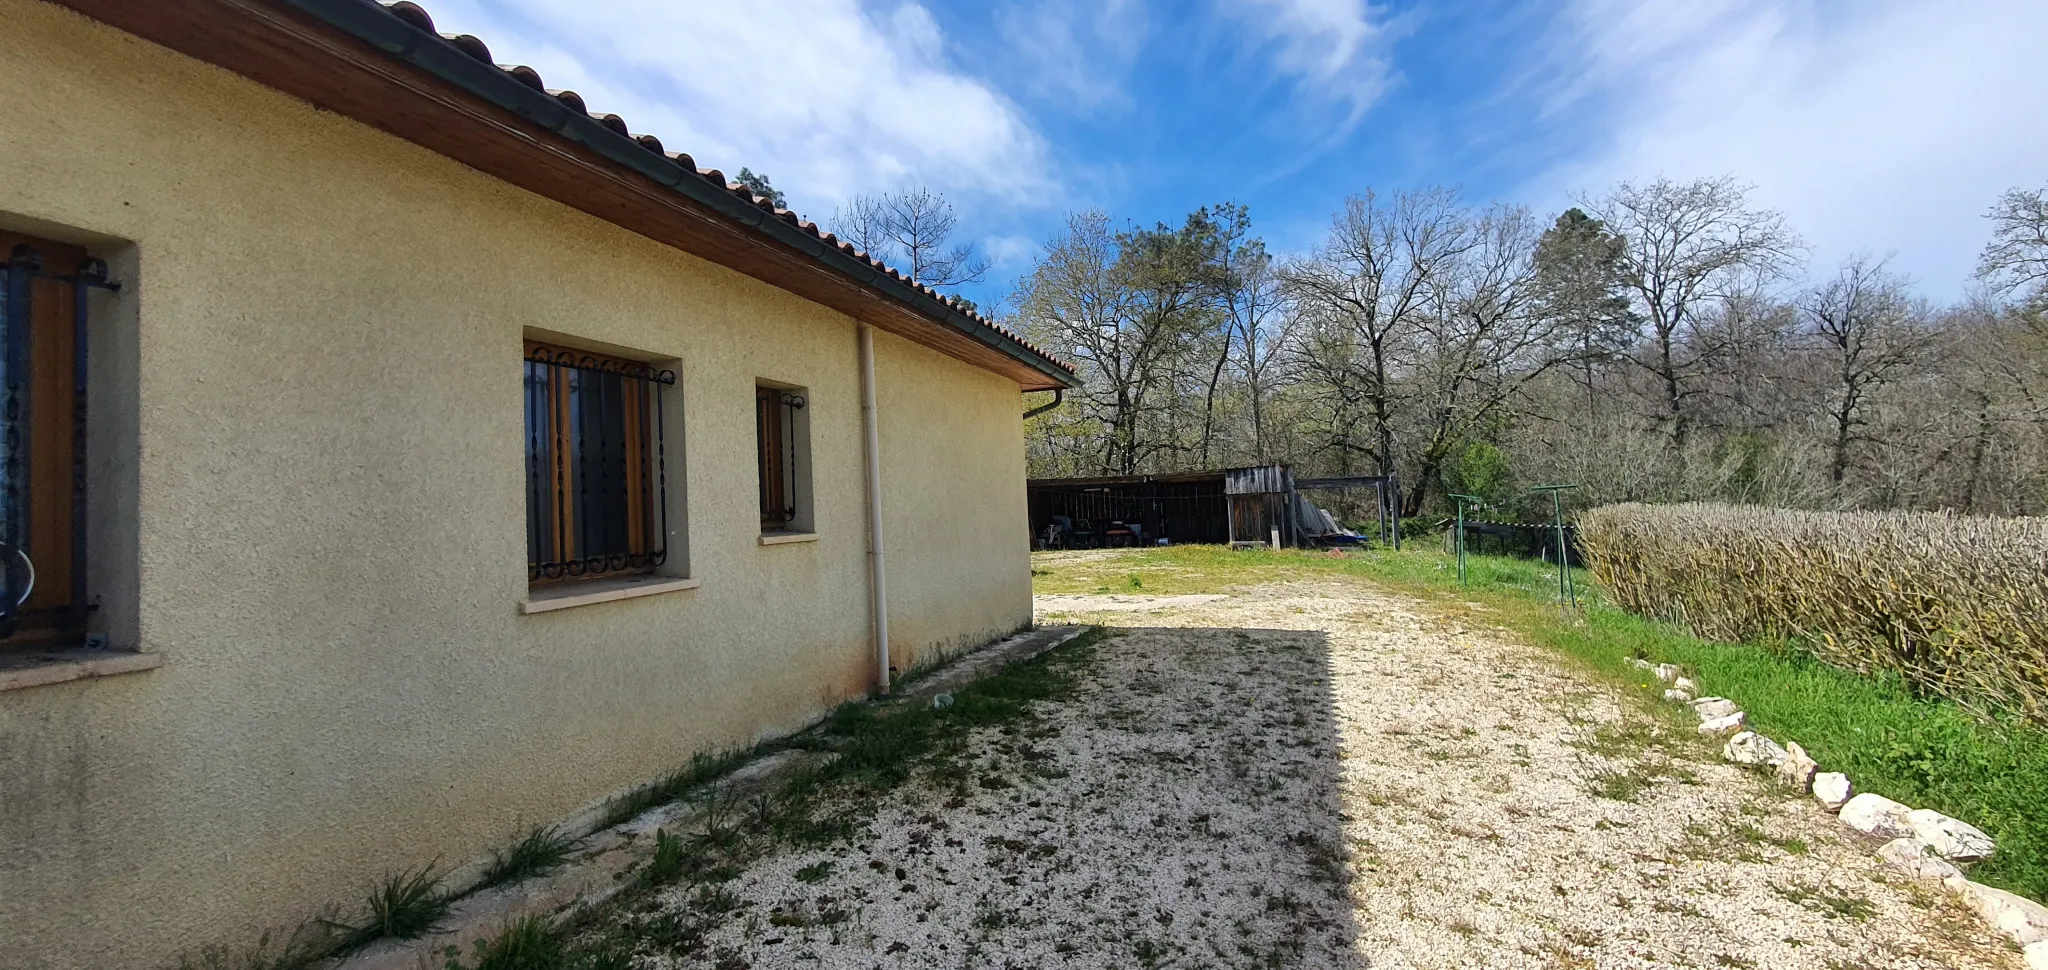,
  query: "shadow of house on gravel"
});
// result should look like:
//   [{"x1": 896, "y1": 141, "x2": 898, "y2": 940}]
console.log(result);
[
  {"x1": 1031, "y1": 623, "x2": 1370, "y2": 968},
  {"x1": 436, "y1": 622, "x2": 1377, "y2": 969}
]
